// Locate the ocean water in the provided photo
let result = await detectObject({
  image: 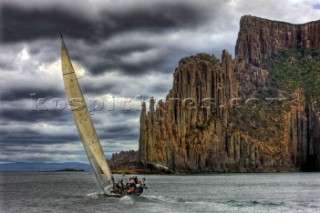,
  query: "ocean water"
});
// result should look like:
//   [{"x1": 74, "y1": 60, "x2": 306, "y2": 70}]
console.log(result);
[{"x1": 0, "y1": 172, "x2": 319, "y2": 213}]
